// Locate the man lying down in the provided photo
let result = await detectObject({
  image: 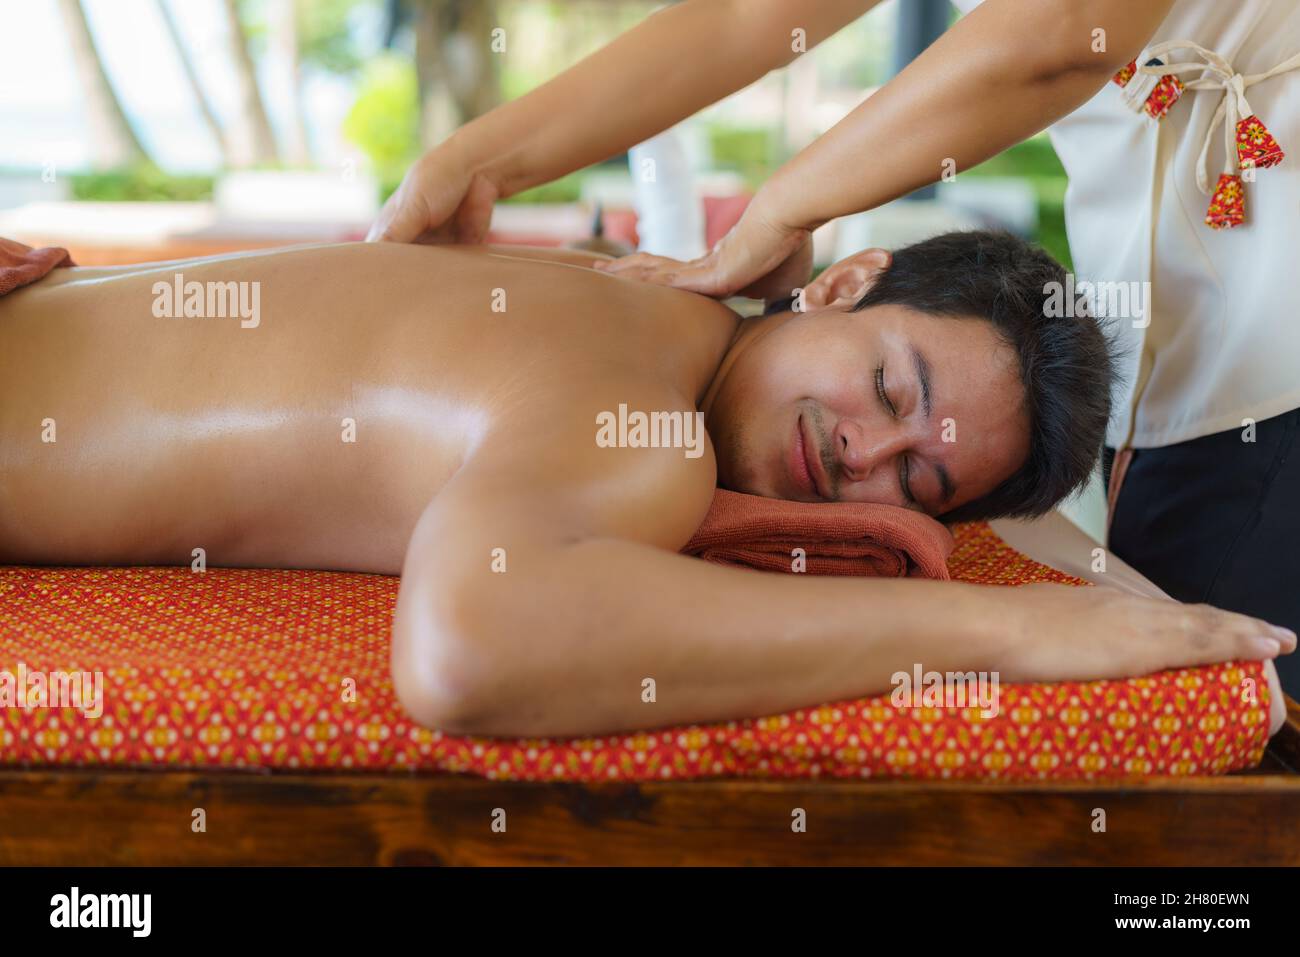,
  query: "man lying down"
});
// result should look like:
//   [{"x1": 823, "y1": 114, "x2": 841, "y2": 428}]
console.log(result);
[{"x1": 0, "y1": 231, "x2": 1291, "y2": 737}]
